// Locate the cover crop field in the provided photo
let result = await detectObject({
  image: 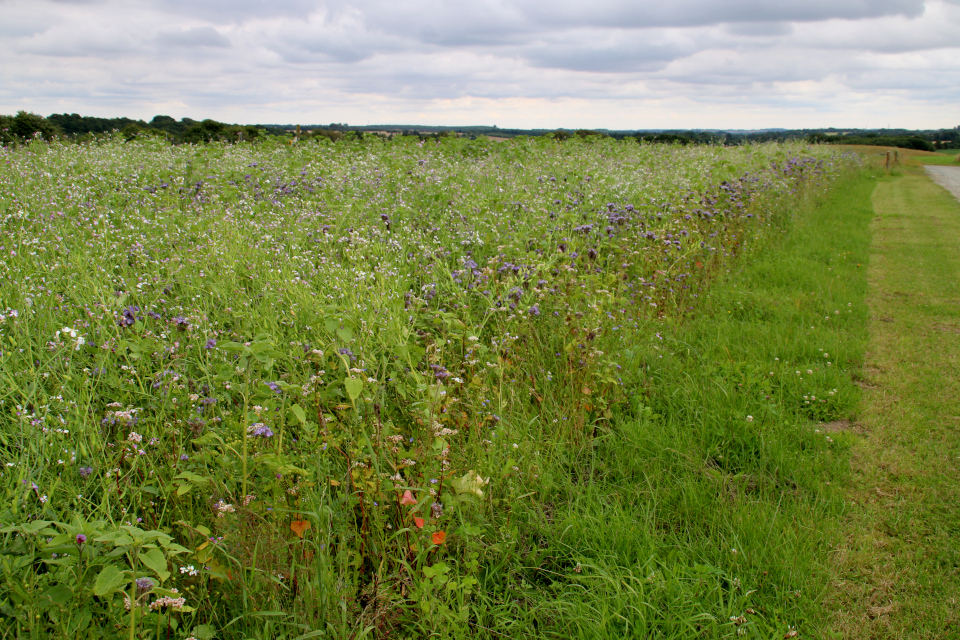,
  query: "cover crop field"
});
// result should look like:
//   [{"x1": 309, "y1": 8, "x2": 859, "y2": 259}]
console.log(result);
[{"x1": 0, "y1": 135, "x2": 863, "y2": 639}]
